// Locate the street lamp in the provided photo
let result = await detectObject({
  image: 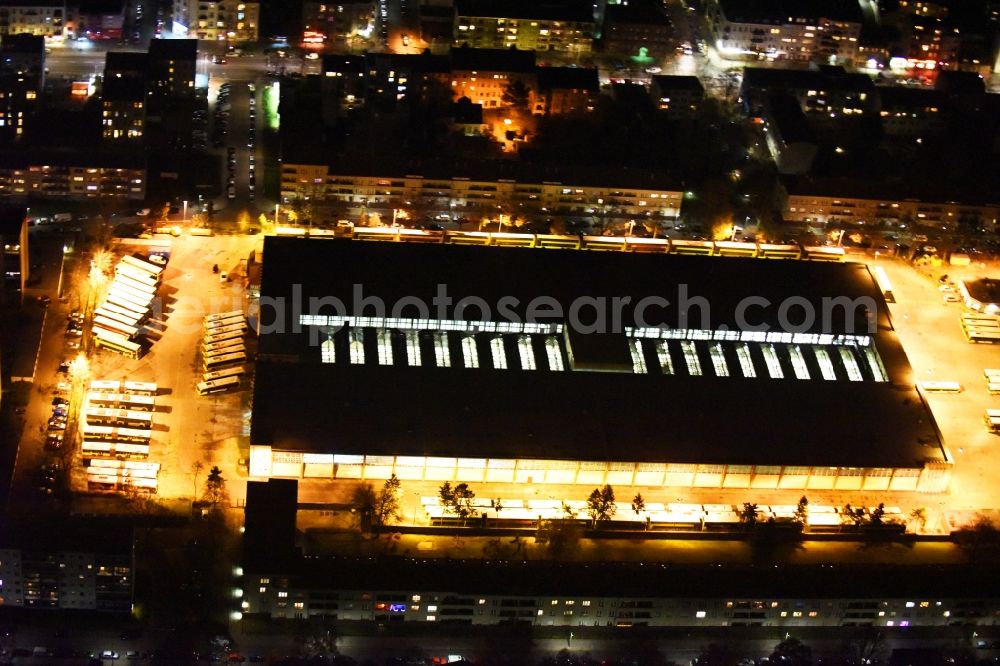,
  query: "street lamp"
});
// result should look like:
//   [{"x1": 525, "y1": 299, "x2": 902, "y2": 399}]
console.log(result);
[
  {"x1": 182, "y1": 200, "x2": 188, "y2": 223},
  {"x1": 274, "y1": 203, "x2": 280, "y2": 226}
]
